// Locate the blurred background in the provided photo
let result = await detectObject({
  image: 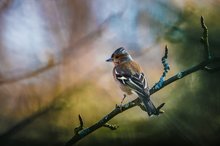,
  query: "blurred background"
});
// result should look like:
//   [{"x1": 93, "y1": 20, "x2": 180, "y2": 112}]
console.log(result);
[{"x1": 0, "y1": 0, "x2": 220, "y2": 146}]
